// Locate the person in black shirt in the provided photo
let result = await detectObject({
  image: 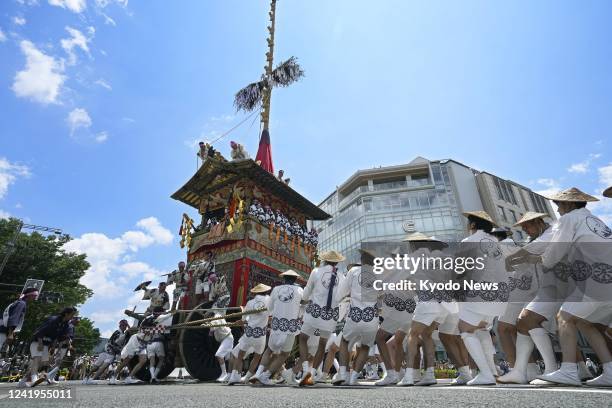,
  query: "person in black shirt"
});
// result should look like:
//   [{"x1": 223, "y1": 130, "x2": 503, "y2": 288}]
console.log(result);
[{"x1": 18, "y1": 307, "x2": 77, "y2": 388}]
